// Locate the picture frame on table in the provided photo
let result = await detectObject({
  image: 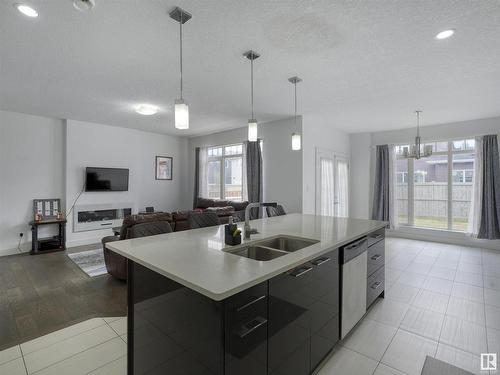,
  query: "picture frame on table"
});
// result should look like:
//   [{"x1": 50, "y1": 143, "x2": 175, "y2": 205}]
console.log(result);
[{"x1": 155, "y1": 156, "x2": 173, "y2": 180}]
